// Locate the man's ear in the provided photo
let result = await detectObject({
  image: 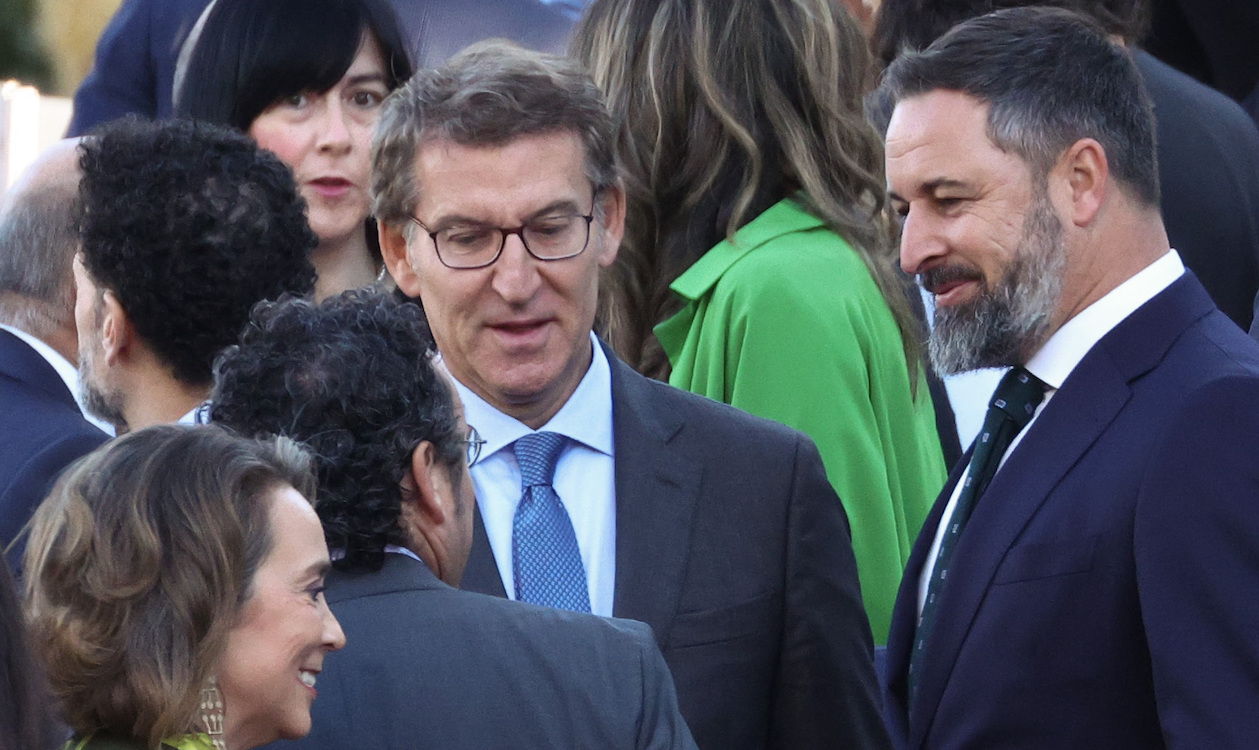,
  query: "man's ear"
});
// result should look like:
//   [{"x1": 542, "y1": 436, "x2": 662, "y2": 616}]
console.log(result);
[
  {"x1": 99, "y1": 291, "x2": 132, "y2": 366},
  {"x1": 398, "y1": 440, "x2": 457, "y2": 579},
  {"x1": 379, "y1": 221, "x2": 423, "y2": 298},
  {"x1": 594, "y1": 182, "x2": 625, "y2": 268},
  {"x1": 1058, "y1": 137, "x2": 1108, "y2": 228}
]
